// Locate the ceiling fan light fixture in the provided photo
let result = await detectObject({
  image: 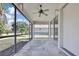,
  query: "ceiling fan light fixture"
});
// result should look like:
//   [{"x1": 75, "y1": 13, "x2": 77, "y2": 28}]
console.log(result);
[{"x1": 34, "y1": 4, "x2": 49, "y2": 17}]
